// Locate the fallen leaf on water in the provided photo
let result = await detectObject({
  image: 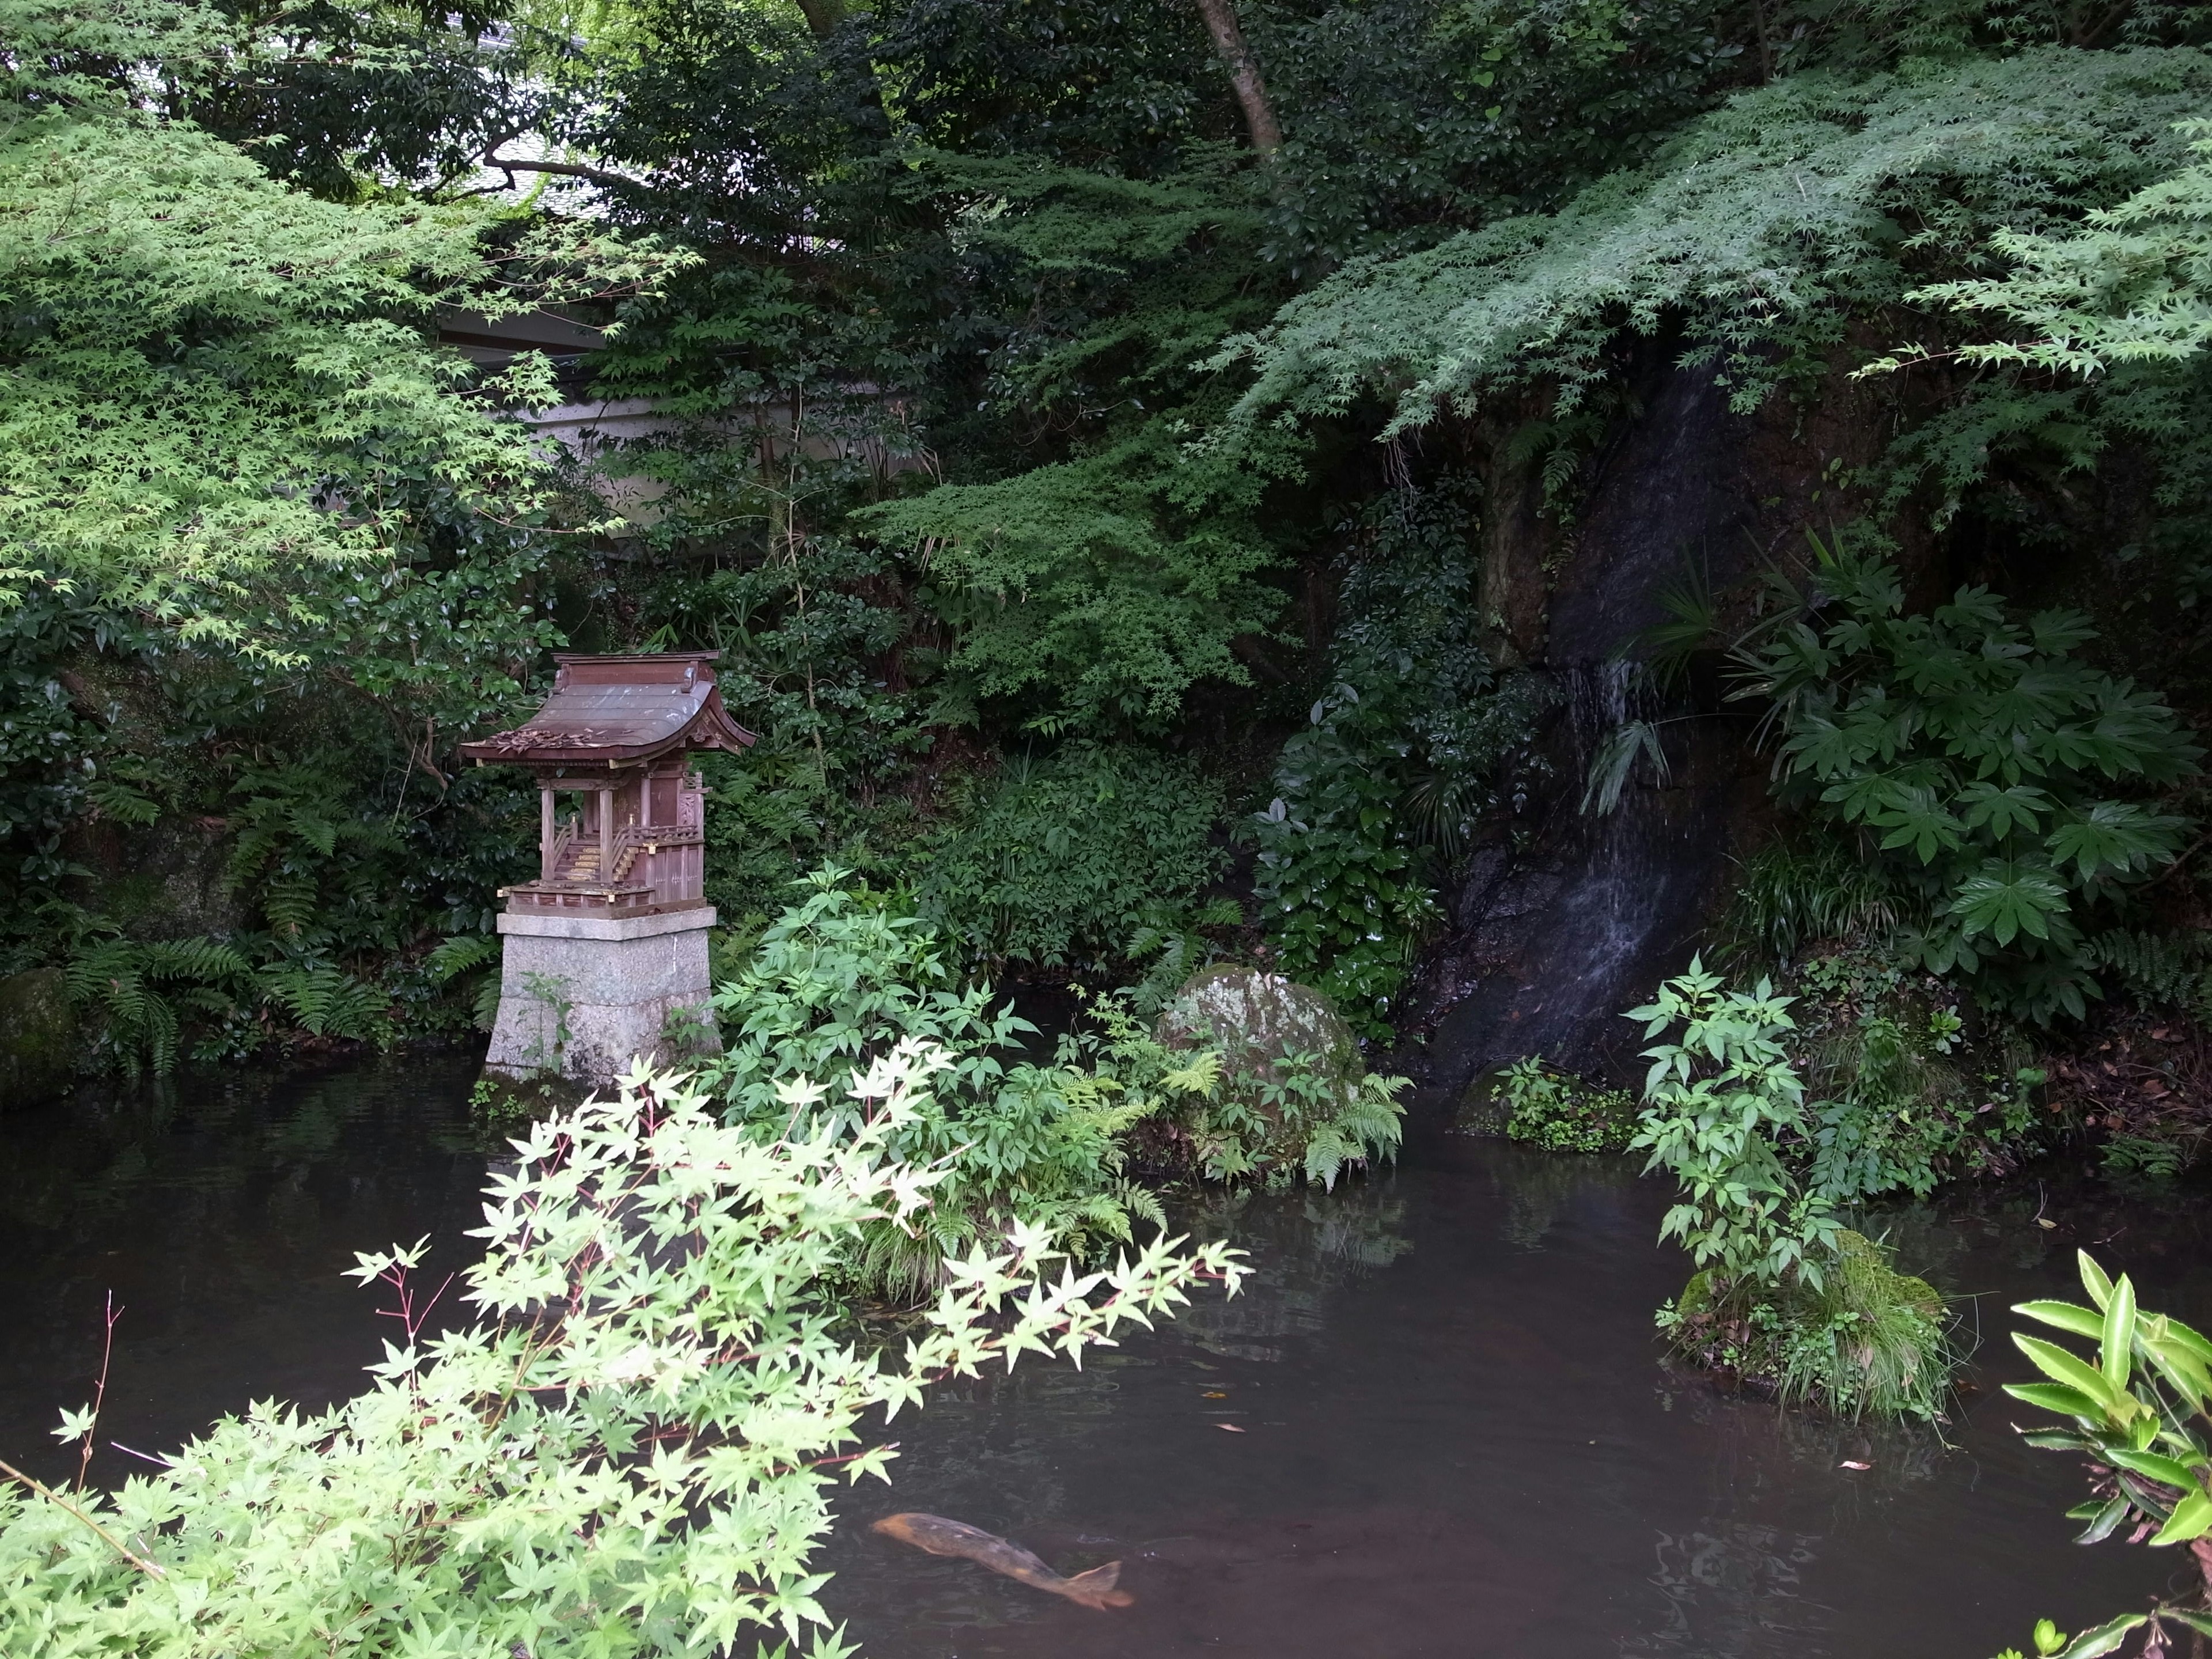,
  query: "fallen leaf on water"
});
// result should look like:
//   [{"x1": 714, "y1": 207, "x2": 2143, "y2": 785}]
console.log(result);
[
  {"x1": 1215, "y1": 1423, "x2": 1246, "y2": 1433},
  {"x1": 1202, "y1": 1391, "x2": 1228, "y2": 1399},
  {"x1": 2036, "y1": 1217, "x2": 2058, "y2": 1230},
  {"x1": 1839, "y1": 1460, "x2": 1872, "y2": 1471}
]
